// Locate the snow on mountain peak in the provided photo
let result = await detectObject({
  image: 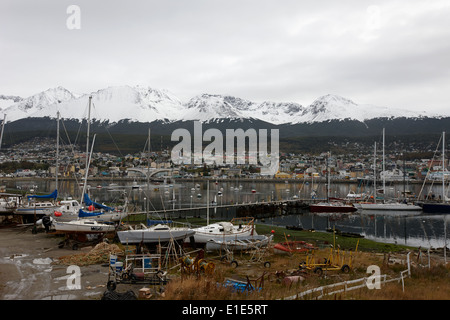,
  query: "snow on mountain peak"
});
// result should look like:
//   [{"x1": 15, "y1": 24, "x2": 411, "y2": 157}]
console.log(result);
[
  {"x1": 301, "y1": 94, "x2": 429, "y2": 123},
  {"x1": 183, "y1": 94, "x2": 242, "y2": 121},
  {"x1": 1, "y1": 86, "x2": 433, "y2": 124},
  {"x1": 2, "y1": 86, "x2": 75, "y2": 121},
  {"x1": 182, "y1": 94, "x2": 304, "y2": 124}
]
